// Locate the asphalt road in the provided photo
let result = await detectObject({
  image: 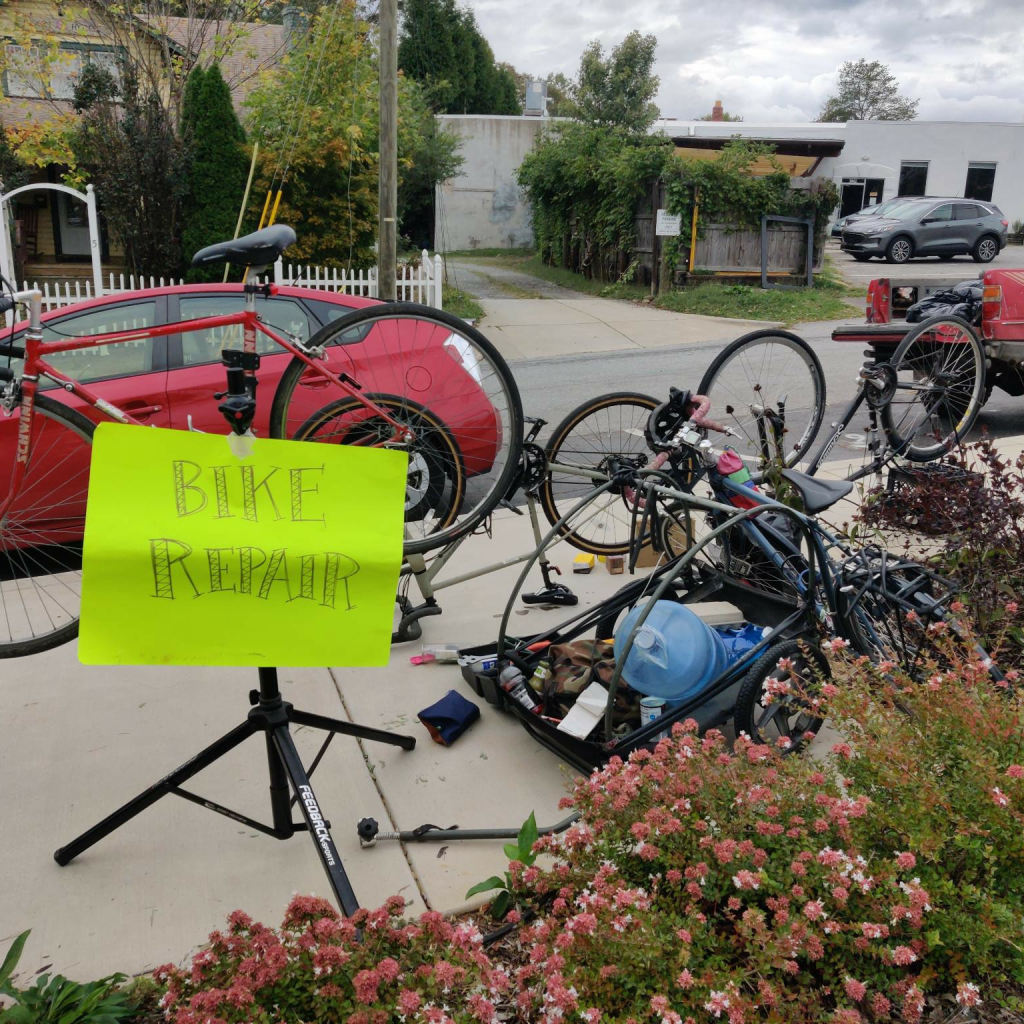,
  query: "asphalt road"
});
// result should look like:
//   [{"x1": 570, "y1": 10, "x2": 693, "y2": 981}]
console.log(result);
[{"x1": 514, "y1": 314, "x2": 1024, "y2": 458}]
